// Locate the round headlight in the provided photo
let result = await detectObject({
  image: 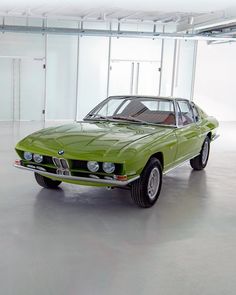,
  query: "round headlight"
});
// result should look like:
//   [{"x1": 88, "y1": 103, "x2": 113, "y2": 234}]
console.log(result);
[
  {"x1": 87, "y1": 161, "x2": 99, "y2": 172},
  {"x1": 24, "y1": 151, "x2": 32, "y2": 161},
  {"x1": 33, "y1": 154, "x2": 43, "y2": 163},
  {"x1": 103, "y1": 162, "x2": 115, "y2": 174}
]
